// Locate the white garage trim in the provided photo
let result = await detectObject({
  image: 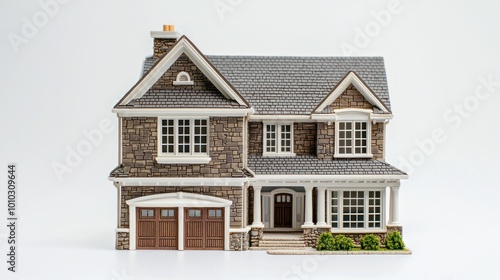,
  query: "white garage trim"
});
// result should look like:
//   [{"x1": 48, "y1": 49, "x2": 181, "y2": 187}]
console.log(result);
[{"x1": 127, "y1": 192, "x2": 232, "y2": 250}]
